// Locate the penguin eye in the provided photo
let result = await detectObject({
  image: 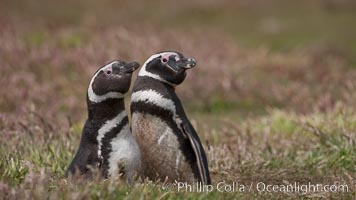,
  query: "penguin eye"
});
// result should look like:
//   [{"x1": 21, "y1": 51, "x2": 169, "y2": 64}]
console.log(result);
[
  {"x1": 162, "y1": 58, "x2": 168, "y2": 63},
  {"x1": 106, "y1": 70, "x2": 112, "y2": 75}
]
